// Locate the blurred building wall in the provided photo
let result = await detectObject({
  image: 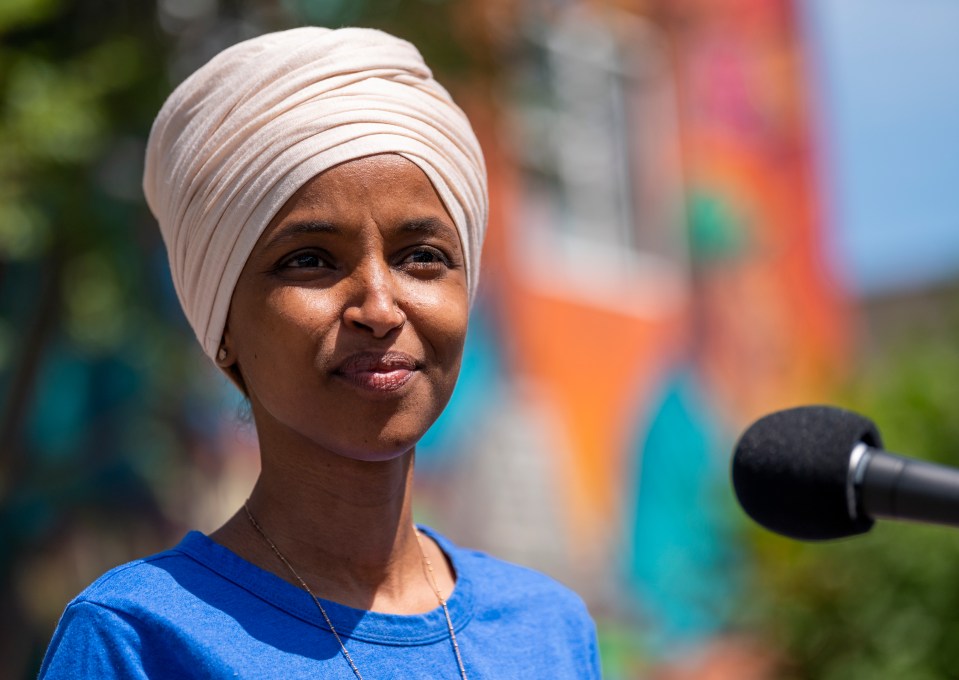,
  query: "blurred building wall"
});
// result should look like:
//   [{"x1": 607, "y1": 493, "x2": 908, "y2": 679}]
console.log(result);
[{"x1": 414, "y1": 0, "x2": 851, "y2": 671}]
